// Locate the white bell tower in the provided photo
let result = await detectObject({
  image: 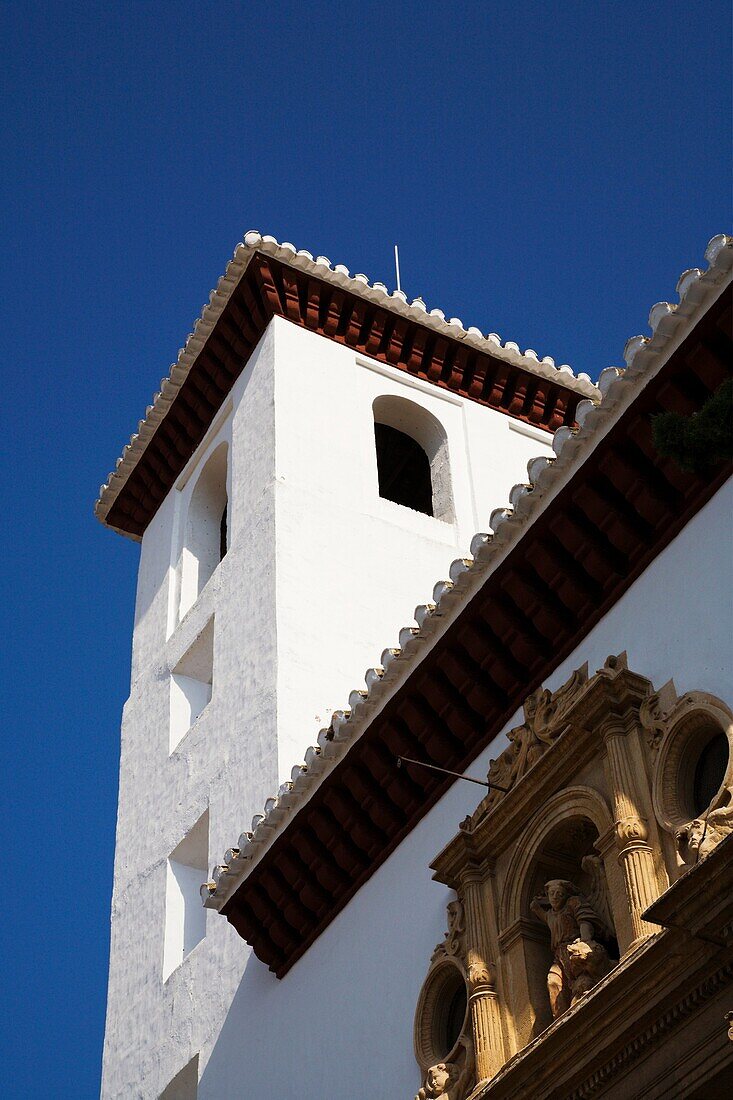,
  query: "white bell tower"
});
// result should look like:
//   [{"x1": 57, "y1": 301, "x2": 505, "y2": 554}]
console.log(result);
[{"x1": 98, "y1": 232, "x2": 594, "y2": 1098}]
